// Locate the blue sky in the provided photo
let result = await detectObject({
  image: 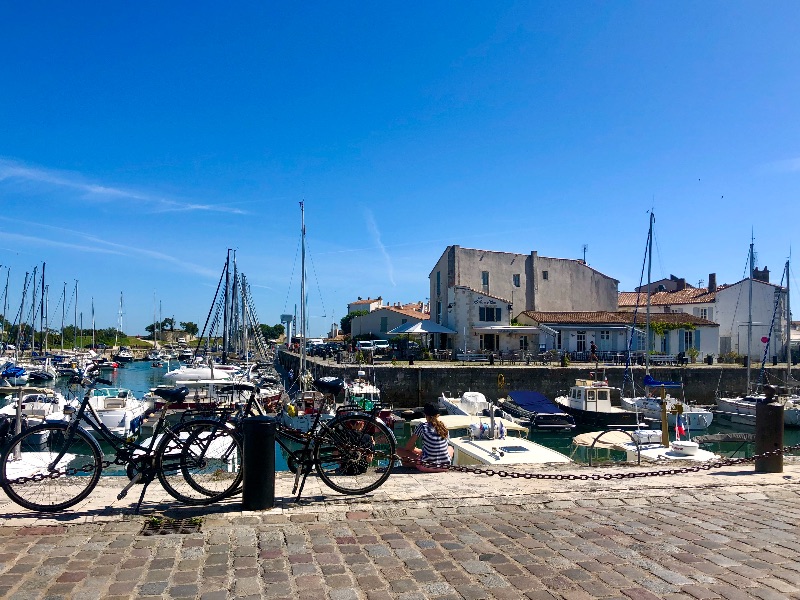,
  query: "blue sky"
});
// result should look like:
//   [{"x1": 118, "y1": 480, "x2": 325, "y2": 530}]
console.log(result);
[{"x1": 1, "y1": 2, "x2": 798, "y2": 338}]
